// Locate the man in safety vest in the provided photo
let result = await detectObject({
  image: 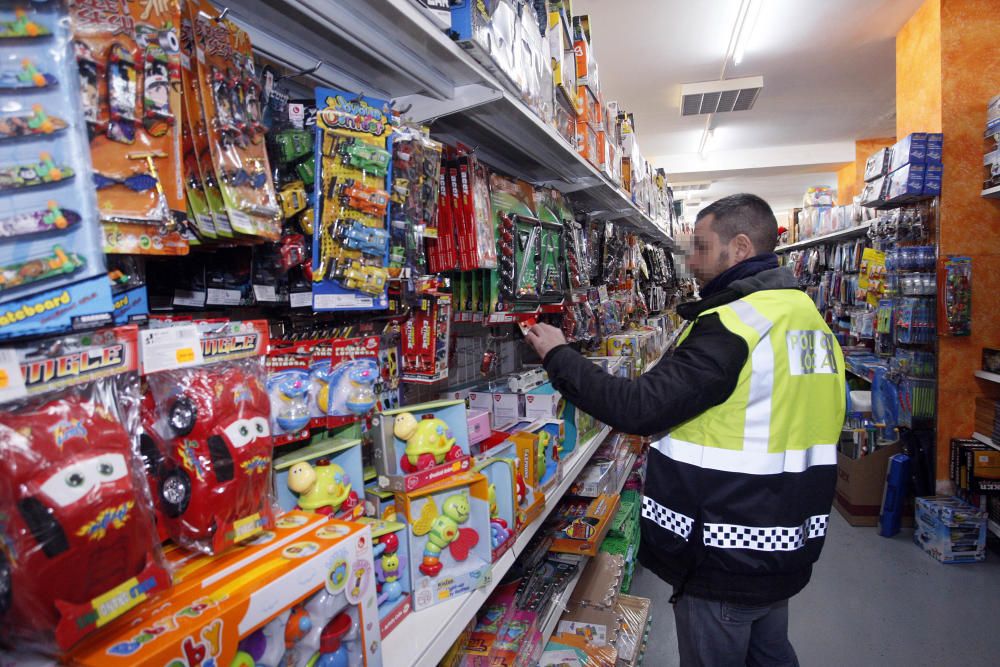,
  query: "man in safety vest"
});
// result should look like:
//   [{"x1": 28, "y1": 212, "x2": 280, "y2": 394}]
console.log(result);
[{"x1": 525, "y1": 193, "x2": 845, "y2": 667}]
